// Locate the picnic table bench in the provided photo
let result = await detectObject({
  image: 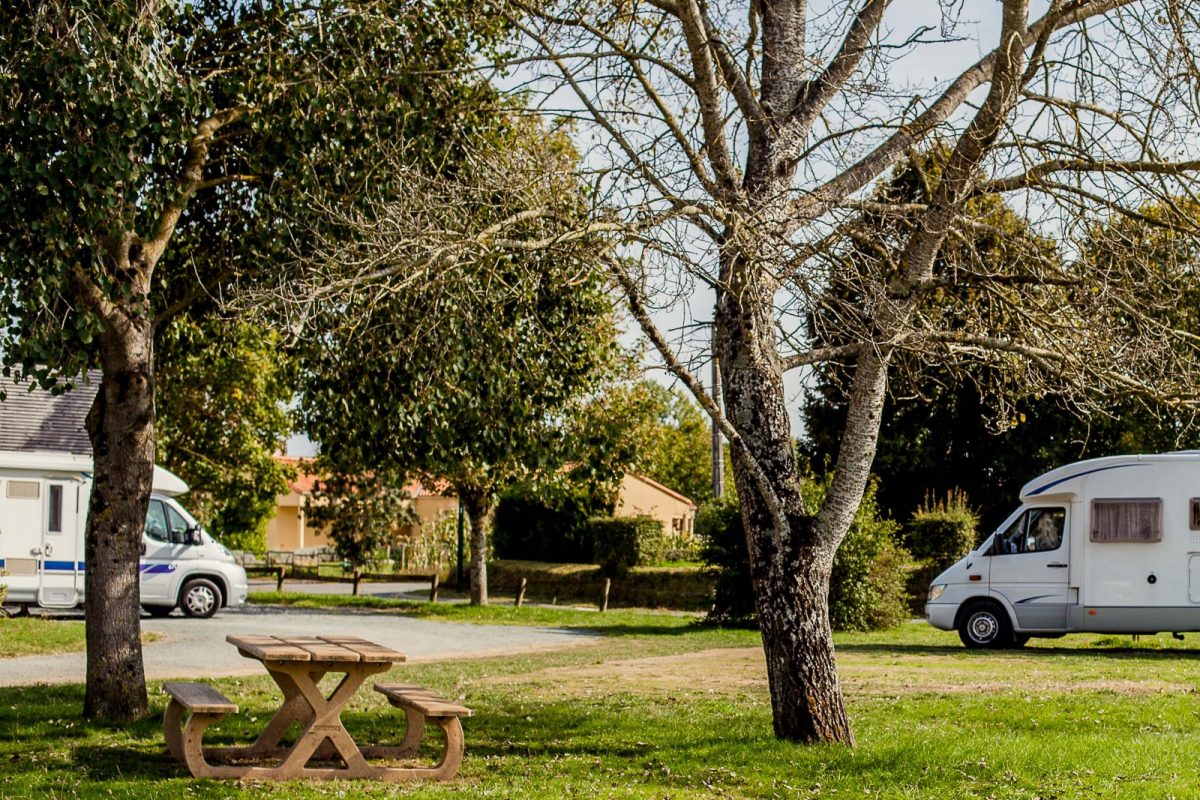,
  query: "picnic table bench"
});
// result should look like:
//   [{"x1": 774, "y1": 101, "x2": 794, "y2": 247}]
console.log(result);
[{"x1": 161, "y1": 634, "x2": 472, "y2": 782}]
